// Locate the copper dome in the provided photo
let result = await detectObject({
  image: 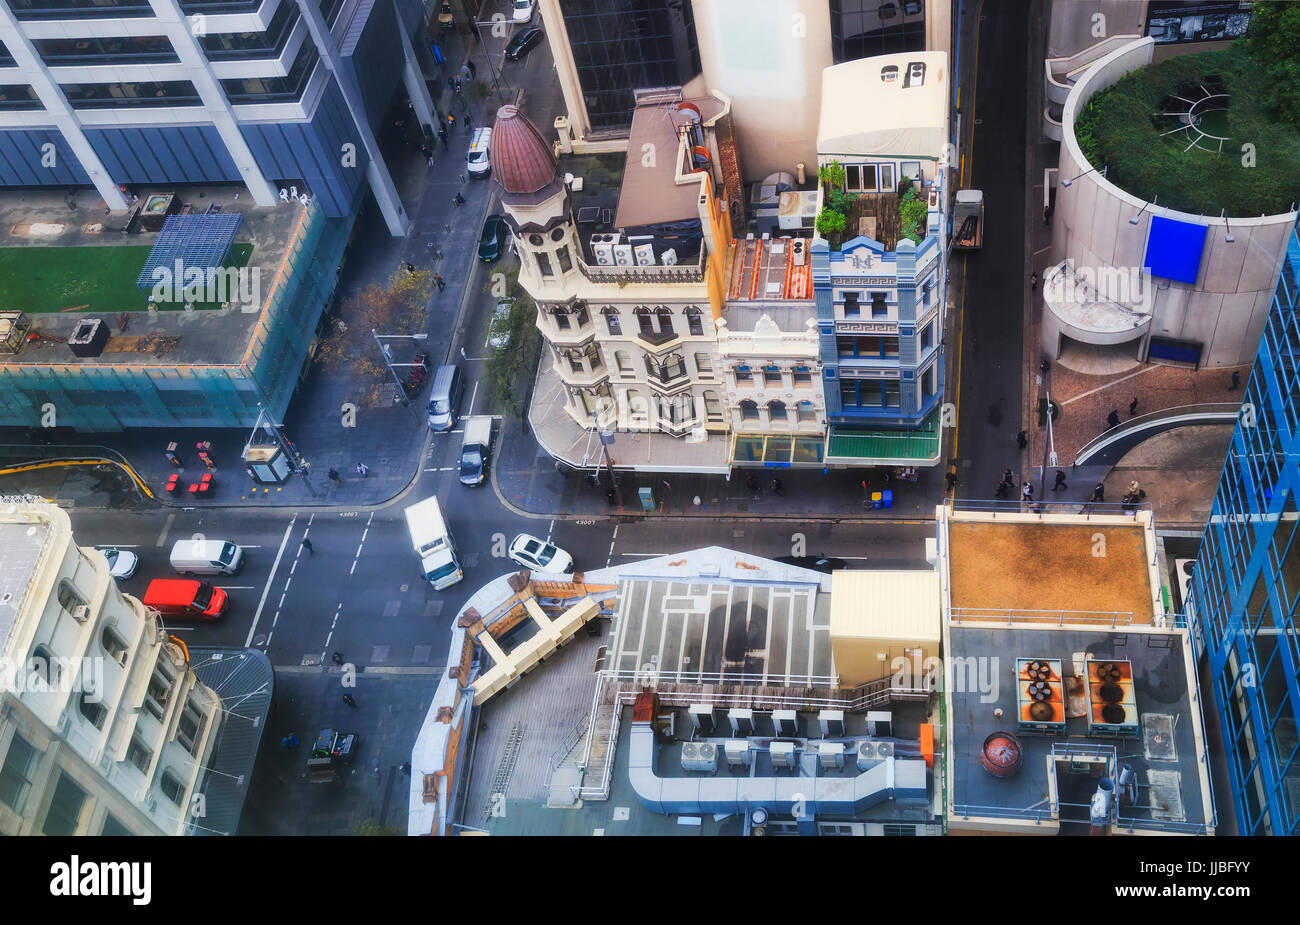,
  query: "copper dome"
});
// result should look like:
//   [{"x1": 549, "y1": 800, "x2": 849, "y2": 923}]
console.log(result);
[{"x1": 489, "y1": 105, "x2": 558, "y2": 195}]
